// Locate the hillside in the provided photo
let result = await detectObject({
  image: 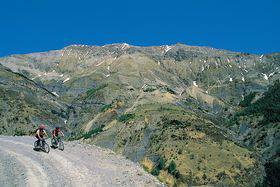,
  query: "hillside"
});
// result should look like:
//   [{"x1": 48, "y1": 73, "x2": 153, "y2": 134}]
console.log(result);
[
  {"x1": 0, "y1": 43, "x2": 279, "y2": 186},
  {"x1": 0, "y1": 64, "x2": 68, "y2": 135},
  {"x1": 230, "y1": 80, "x2": 280, "y2": 186}
]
